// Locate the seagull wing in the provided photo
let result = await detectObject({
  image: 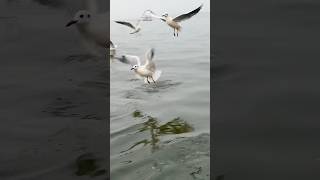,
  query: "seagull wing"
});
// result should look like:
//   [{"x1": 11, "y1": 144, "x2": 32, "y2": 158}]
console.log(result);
[
  {"x1": 143, "y1": 10, "x2": 166, "y2": 21},
  {"x1": 145, "y1": 48, "x2": 156, "y2": 72},
  {"x1": 114, "y1": 21, "x2": 136, "y2": 30},
  {"x1": 145, "y1": 48, "x2": 155, "y2": 64},
  {"x1": 110, "y1": 40, "x2": 114, "y2": 48},
  {"x1": 173, "y1": 4, "x2": 203, "y2": 22},
  {"x1": 115, "y1": 55, "x2": 141, "y2": 66},
  {"x1": 135, "y1": 19, "x2": 142, "y2": 26}
]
